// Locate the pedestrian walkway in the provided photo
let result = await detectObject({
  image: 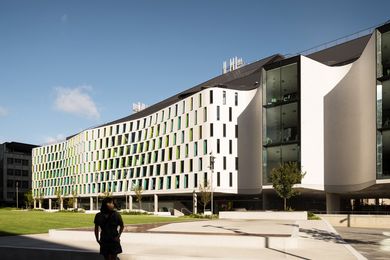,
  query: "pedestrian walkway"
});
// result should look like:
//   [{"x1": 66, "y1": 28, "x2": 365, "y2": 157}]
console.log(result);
[
  {"x1": 336, "y1": 226, "x2": 390, "y2": 260},
  {"x1": 0, "y1": 219, "x2": 366, "y2": 259}
]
